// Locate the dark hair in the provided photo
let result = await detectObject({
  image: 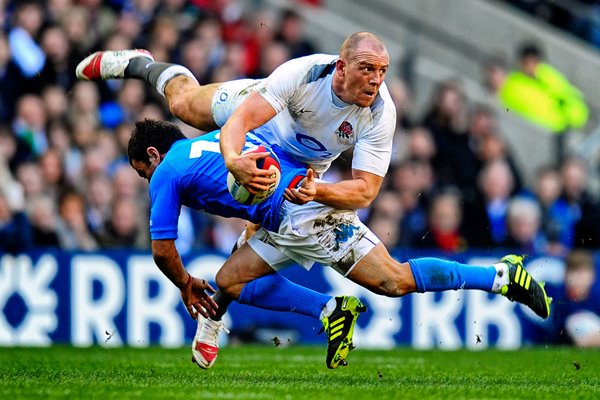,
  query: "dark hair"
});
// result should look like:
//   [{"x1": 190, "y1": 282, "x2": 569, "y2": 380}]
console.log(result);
[
  {"x1": 128, "y1": 119, "x2": 186, "y2": 165},
  {"x1": 518, "y1": 42, "x2": 543, "y2": 60}
]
